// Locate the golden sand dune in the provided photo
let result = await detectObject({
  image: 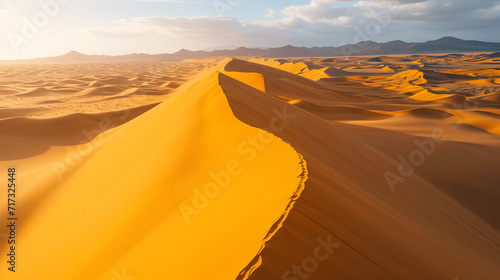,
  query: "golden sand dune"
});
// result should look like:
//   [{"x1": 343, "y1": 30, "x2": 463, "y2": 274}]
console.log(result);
[
  {"x1": 249, "y1": 58, "x2": 332, "y2": 81},
  {"x1": 220, "y1": 59, "x2": 500, "y2": 279},
  {"x1": 385, "y1": 69, "x2": 427, "y2": 84},
  {"x1": 1, "y1": 53, "x2": 499, "y2": 279},
  {"x1": 0, "y1": 60, "x2": 306, "y2": 280},
  {"x1": 0, "y1": 104, "x2": 157, "y2": 161}
]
